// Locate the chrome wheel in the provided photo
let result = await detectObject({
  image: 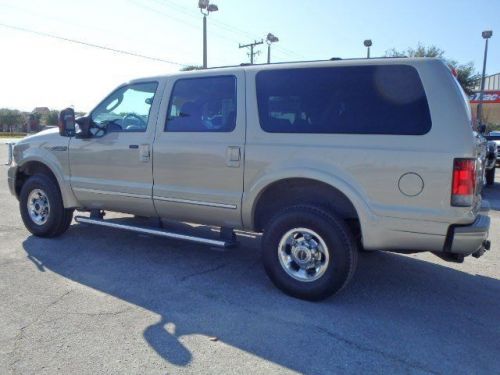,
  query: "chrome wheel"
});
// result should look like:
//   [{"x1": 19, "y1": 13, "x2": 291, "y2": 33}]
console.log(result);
[
  {"x1": 278, "y1": 228, "x2": 330, "y2": 282},
  {"x1": 27, "y1": 189, "x2": 50, "y2": 225}
]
